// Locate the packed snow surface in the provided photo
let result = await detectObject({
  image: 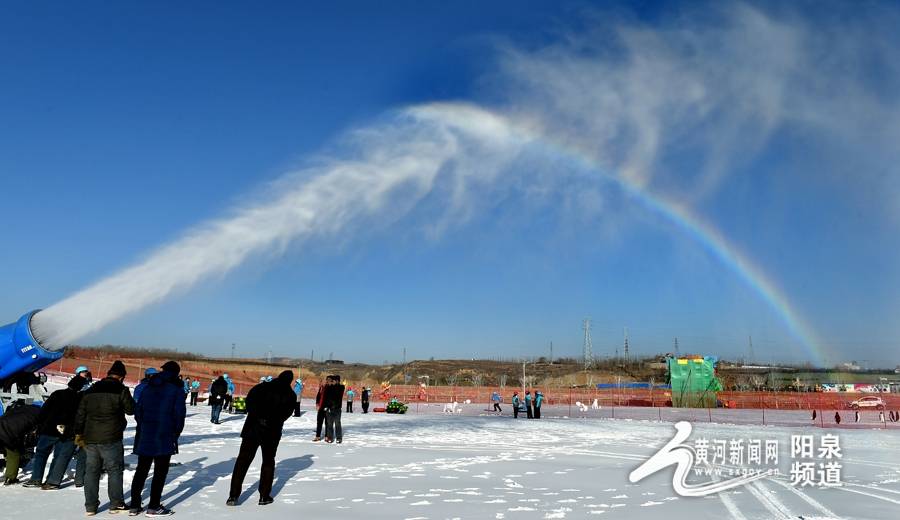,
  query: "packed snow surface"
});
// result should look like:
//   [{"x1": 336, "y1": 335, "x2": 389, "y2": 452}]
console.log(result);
[{"x1": 5, "y1": 401, "x2": 899, "y2": 519}]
